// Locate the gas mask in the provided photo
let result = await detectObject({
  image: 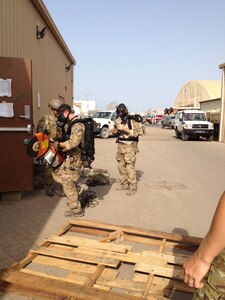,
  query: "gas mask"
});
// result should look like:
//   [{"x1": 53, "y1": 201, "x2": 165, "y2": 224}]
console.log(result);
[
  {"x1": 56, "y1": 112, "x2": 67, "y2": 128},
  {"x1": 116, "y1": 103, "x2": 128, "y2": 124}
]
